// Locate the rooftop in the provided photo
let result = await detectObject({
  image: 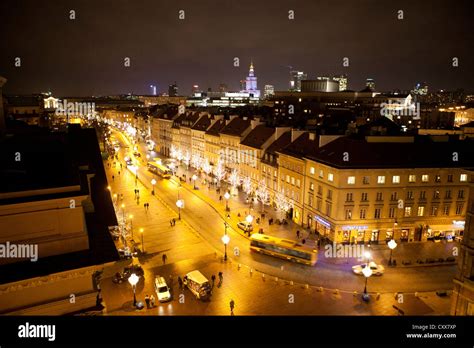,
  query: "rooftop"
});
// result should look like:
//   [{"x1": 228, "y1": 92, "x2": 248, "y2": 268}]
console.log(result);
[
  {"x1": 240, "y1": 125, "x2": 275, "y2": 149},
  {"x1": 220, "y1": 117, "x2": 251, "y2": 137}
]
